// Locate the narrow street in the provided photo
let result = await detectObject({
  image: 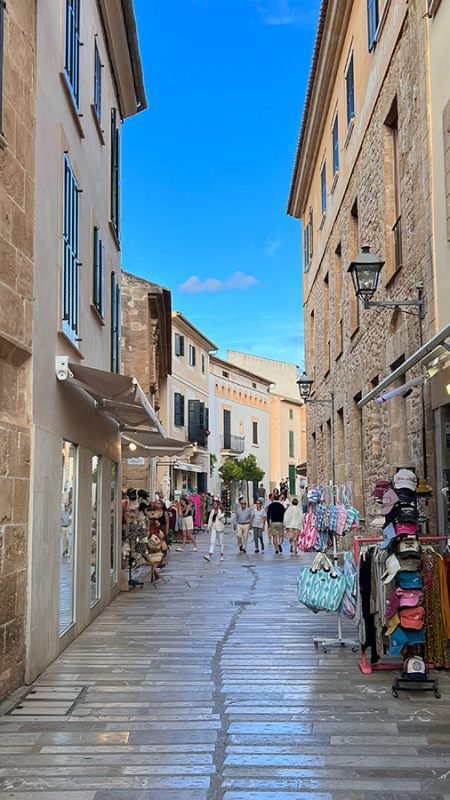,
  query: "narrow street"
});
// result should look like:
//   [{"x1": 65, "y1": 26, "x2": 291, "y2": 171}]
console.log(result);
[{"x1": 1, "y1": 529, "x2": 450, "y2": 799}]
